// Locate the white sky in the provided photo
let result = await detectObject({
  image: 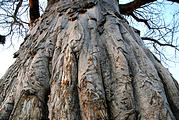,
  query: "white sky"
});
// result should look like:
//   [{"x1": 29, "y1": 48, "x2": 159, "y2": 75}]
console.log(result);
[
  {"x1": 0, "y1": 40, "x2": 21, "y2": 77},
  {"x1": 0, "y1": 0, "x2": 178, "y2": 83}
]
